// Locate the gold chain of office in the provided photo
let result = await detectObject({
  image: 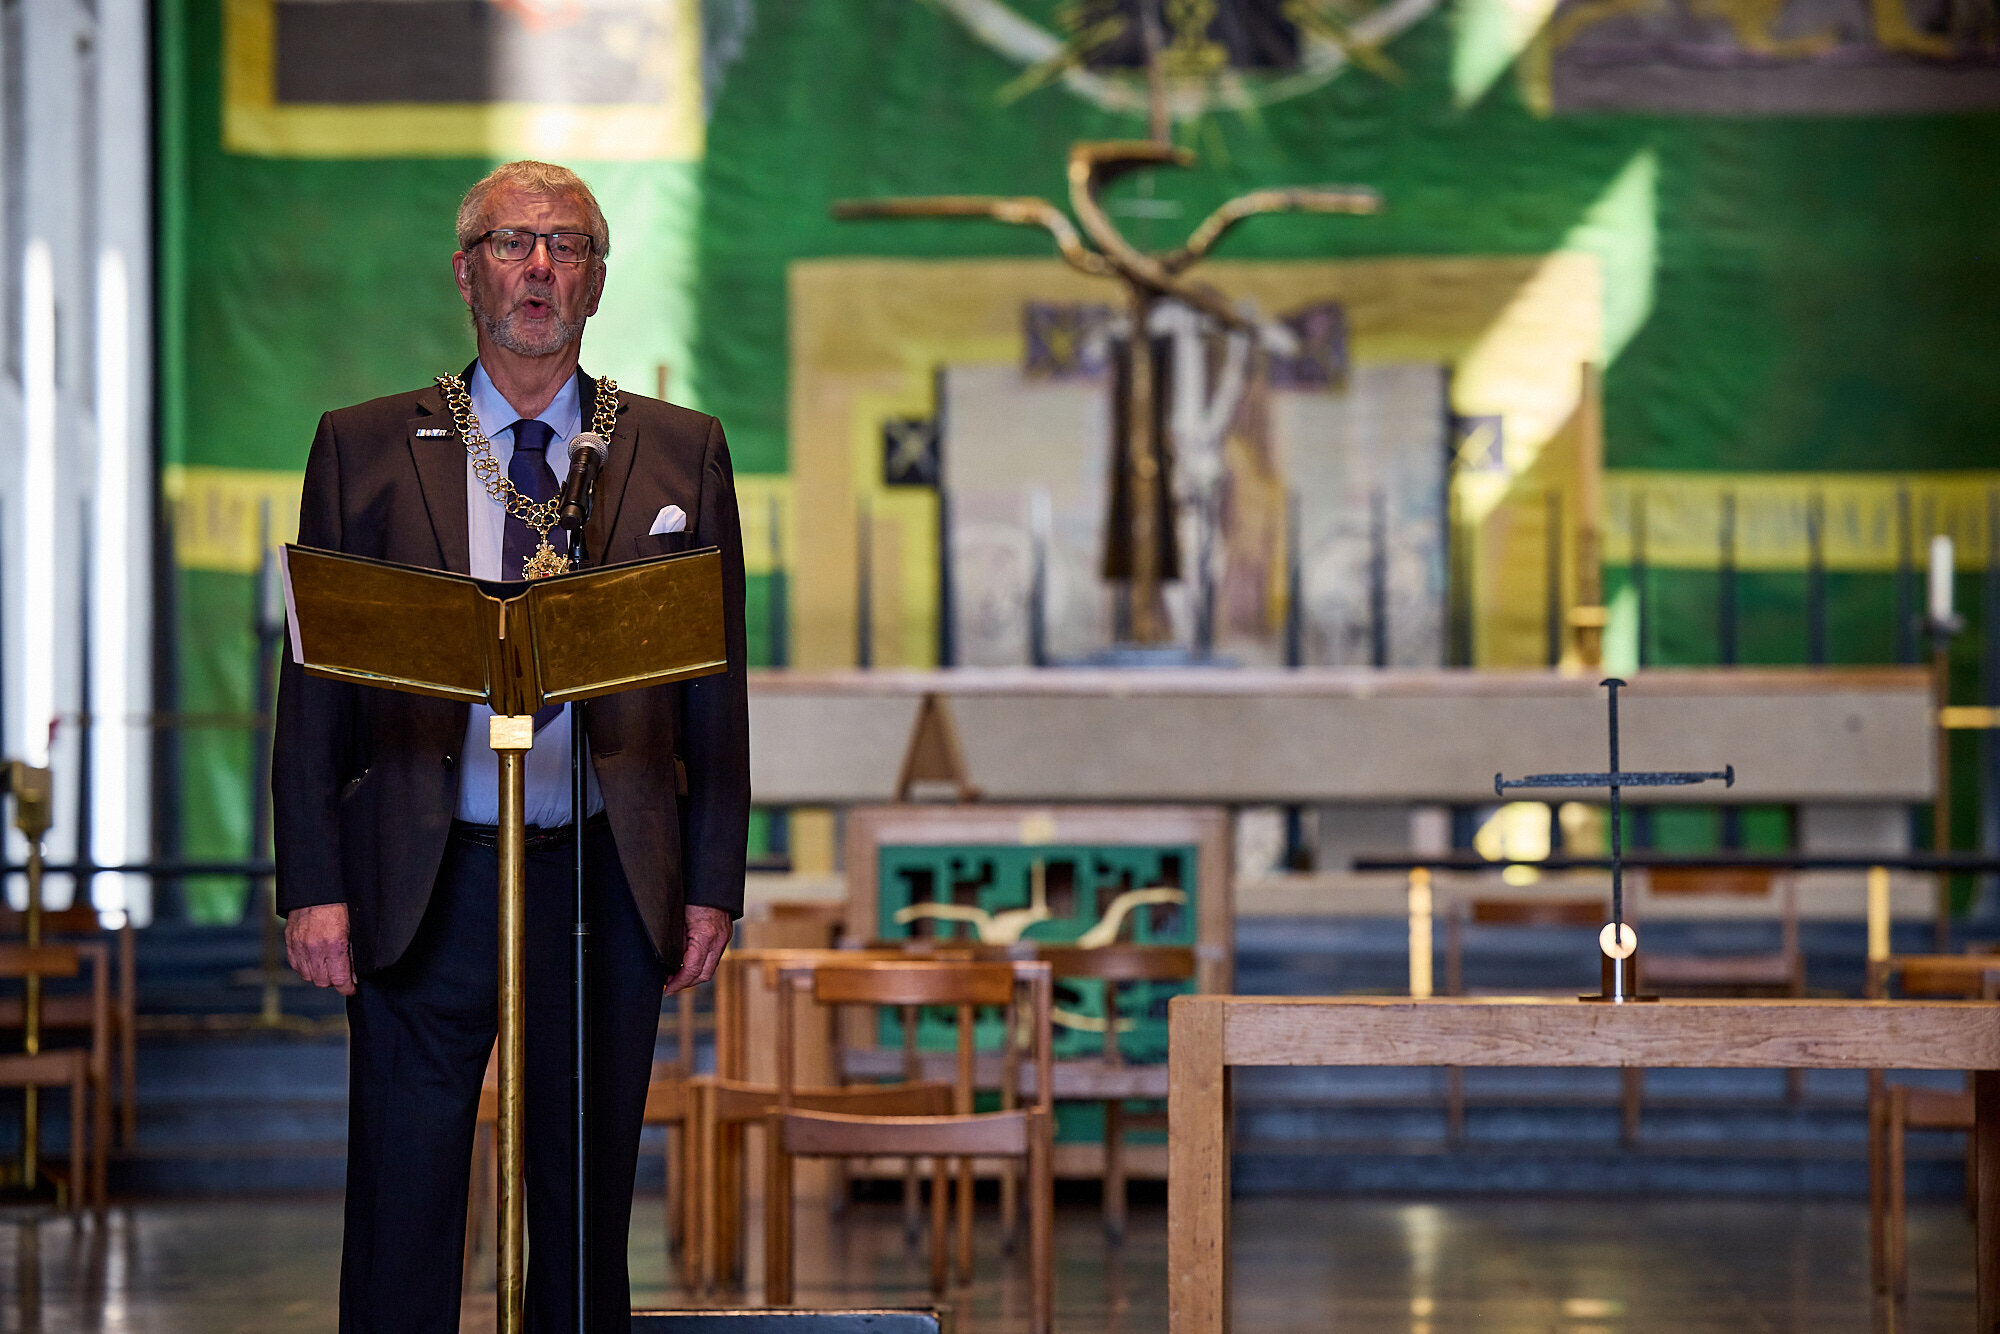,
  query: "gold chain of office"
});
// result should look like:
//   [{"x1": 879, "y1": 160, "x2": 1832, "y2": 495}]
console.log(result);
[{"x1": 435, "y1": 372, "x2": 618, "y2": 579}]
